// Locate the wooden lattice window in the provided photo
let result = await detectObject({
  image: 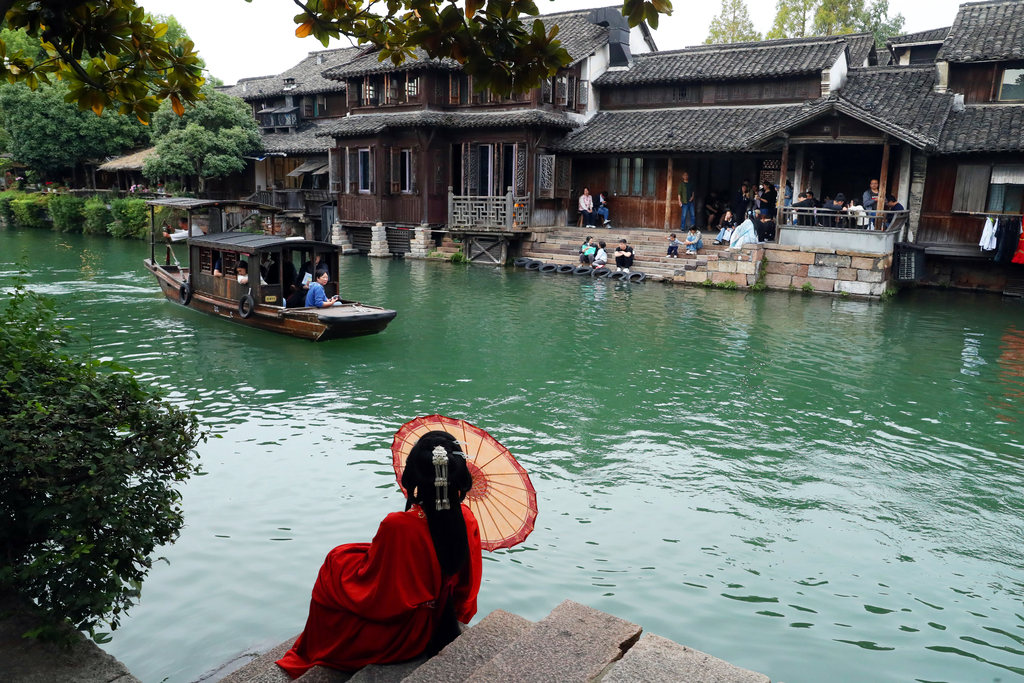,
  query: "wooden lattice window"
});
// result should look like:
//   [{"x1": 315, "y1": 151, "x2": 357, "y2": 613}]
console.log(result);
[
  {"x1": 406, "y1": 75, "x2": 419, "y2": 99},
  {"x1": 952, "y1": 164, "x2": 991, "y2": 213},
  {"x1": 538, "y1": 154, "x2": 555, "y2": 199},
  {"x1": 348, "y1": 148, "x2": 358, "y2": 194},
  {"x1": 200, "y1": 248, "x2": 212, "y2": 273},
  {"x1": 567, "y1": 75, "x2": 576, "y2": 110},
  {"x1": 223, "y1": 251, "x2": 238, "y2": 277},
  {"x1": 555, "y1": 156, "x2": 571, "y2": 199},
  {"x1": 542, "y1": 78, "x2": 552, "y2": 104},
  {"x1": 555, "y1": 76, "x2": 567, "y2": 106},
  {"x1": 578, "y1": 80, "x2": 589, "y2": 108},
  {"x1": 632, "y1": 158, "x2": 643, "y2": 196},
  {"x1": 450, "y1": 74, "x2": 460, "y2": 105},
  {"x1": 645, "y1": 160, "x2": 657, "y2": 197}
]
